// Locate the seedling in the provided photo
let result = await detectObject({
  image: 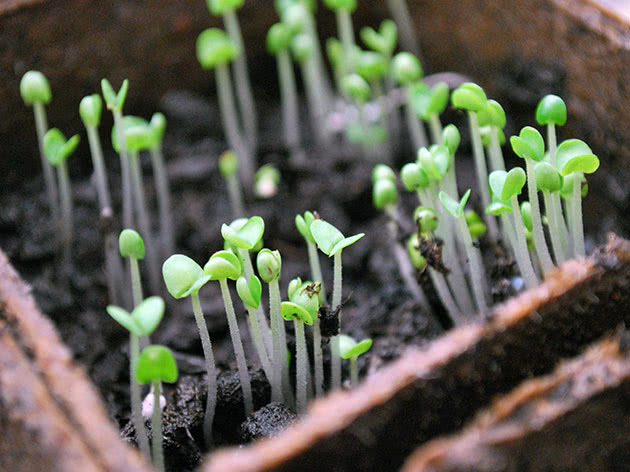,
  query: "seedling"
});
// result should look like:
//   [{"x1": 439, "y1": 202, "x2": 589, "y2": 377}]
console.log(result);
[
  {"x1": 323, "y1": 0, "x2": 357, "y2": 74},
  {"x1": 136, "y1": 345, "x2": 178, "y2": 472},
  {"x1": 281, "y1": 279, "x2": 320, "y2": 413},
  {"x1": 360, "y1": 19, "x2": 397, "y2": 58},
  {"x1": 20, "y1": 70, "x2": 59, "y2": 218},
  {"x1": 340, "y1": 73, "x2": 376, "y2": 149},
  {"x1": 43, "y1": 128, "x2": 79, "y2": 273},
  {"x1": 534, "y1": 161, "x2": 567, "y2": 263},
  {"x1": 162, "y1": 254, "x2": 215, "y2": 445},
  {"x1": 106, "y1": 296, "x2": 164, "y2": 460},
  {"x1": 204, "y1": 250, "x2": 253, "y2": 414},
  {"x1": 465, "y1": 210, "x2": 487, "y2": 241},
  {"x1": 385, "y1": 0, "x2": 420, "y2": 58},
  {"x1": 197, "y1": 28, "x2": 253, "y2": 187},
  {"x1": 477, "y1": 99, "x2": 507, "y2": 172},
  {"x1": 536, "y1": 94, "x2": 567, "y2": 166},
  {"x1": 555, "y1": 138, "x2": 599, "y2": 257},
  {"x1": 311, "y1": 219, "x2": 364, "y2": 389},
  {"x1": 338, "y1": 334, "x2": 372, "y2": 387},
  {"x1": 439, "y1": 189, "x2": 488, "y2": 312},
  {"x1": 411, "y1": 81, "x2": 449, "y2": 145},
  {"x1": 80, "y1": 94, "x2": 110, "y2": 210},
  {"x1": 510, "y1": 126, "x2": 554, "y2": 272},
  {"x1": 254, "y1": 164, "x2": 280, "y2": 199},
  {"x1": 219, "y1": 150, "x2": 245, "y2": 217},
  {"x1": 391, "y1": 52, "x2": 428, "y2": 150},
  {"x1": 488, "y1": 168, "x2": 539, "y2": 287},
  {"x1": 207, "y1": 0, "x2": 258, "y2": 150},
  {"x1": 119, "y1": 229, "x2": 146, "y2": 307}
]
